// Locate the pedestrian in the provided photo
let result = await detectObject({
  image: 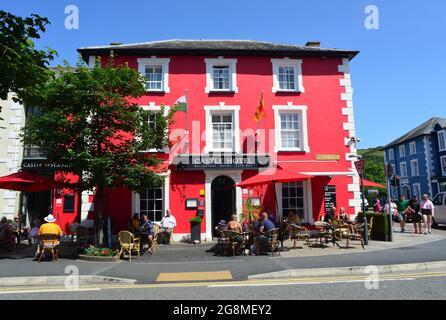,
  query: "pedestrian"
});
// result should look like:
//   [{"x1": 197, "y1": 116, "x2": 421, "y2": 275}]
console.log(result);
[
  {"x1": 420, "y1": 194, "x2": 435, "y2": 235},
  {"x1": 397, "y1": 195, "x2": 409, "y2": 232},
  {"x1": 384, "y1": 199, "x2": 398, "y2": 230},
  {"x1": 406, "y1": 195, "x2": 422, "y2": 234},
  {"x1": 373, "y1": 197, "x2": 381, "y2": 212}
]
